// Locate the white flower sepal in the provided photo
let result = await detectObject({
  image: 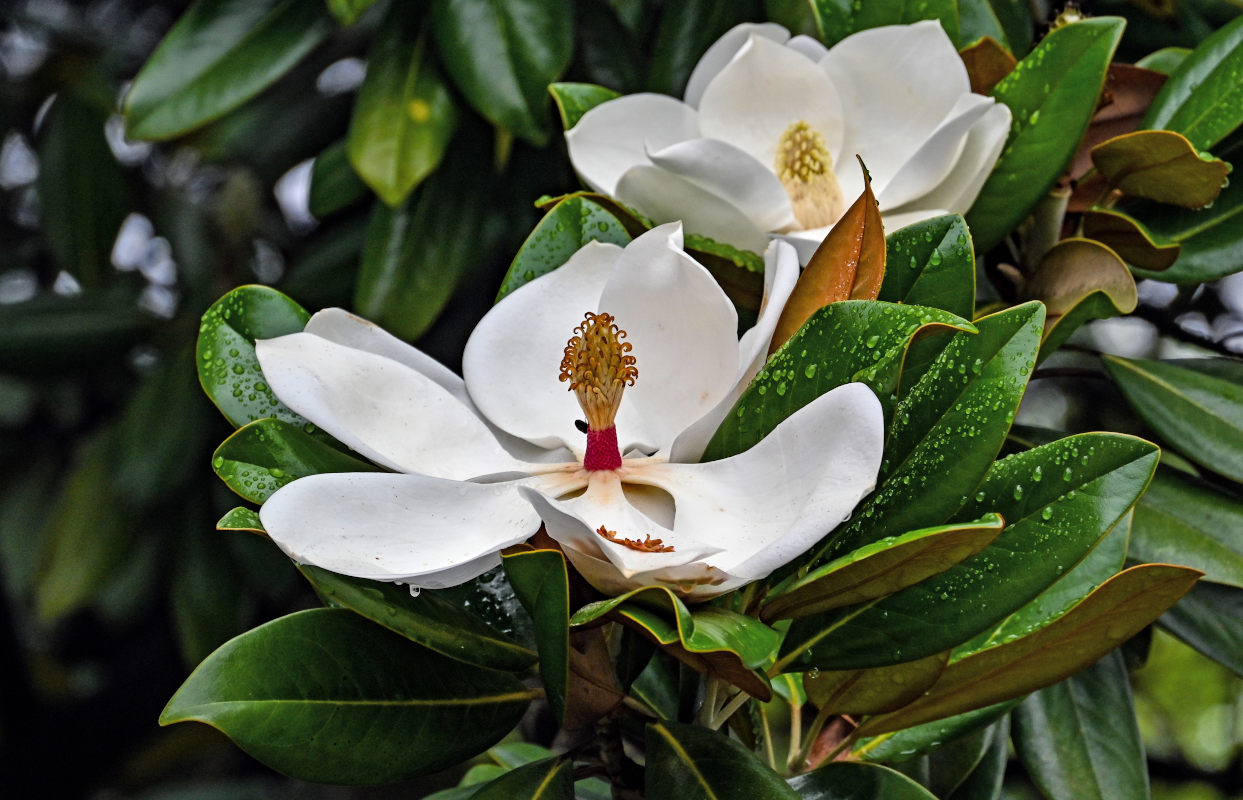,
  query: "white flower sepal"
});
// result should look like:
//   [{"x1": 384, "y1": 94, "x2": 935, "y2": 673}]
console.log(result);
[
  {"x1": 565, "y1": 20, "x2": 1012, "y2": 263},
  {"x1": 255, "y1": 223, "x2": 884, "y2": 599}
]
